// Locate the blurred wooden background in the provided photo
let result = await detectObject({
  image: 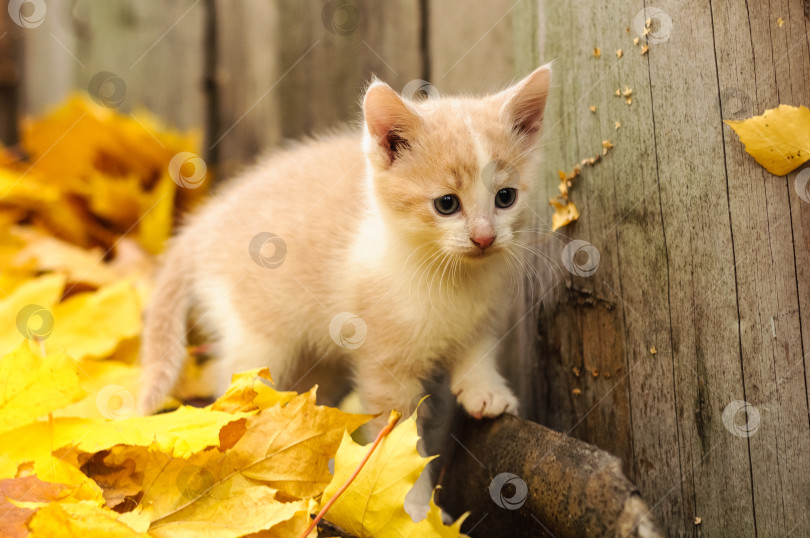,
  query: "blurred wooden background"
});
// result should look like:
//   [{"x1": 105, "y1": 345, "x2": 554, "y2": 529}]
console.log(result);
[{"x1": 2, "y1": 1, "x2": 809, "y2": 536}]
